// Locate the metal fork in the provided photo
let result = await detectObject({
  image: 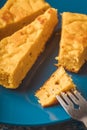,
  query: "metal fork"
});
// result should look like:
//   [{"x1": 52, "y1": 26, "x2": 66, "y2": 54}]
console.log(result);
[{"x1": 56, "y1": 90, "x2": 87, "y2": 127}]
